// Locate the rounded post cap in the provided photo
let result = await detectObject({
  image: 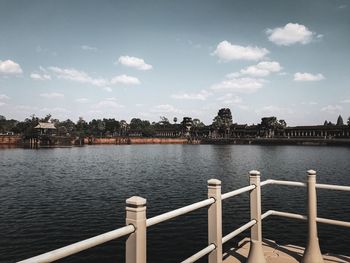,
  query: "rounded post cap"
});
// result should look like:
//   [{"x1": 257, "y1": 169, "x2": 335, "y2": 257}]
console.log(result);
[
  {"x1": 208, "y1": 179, "x2": 221, "y2": 186},
  {"x1": 126, "y1": 196, "x2": 146, "y2": 206},
  {"x1": 307, "y1": 169, "x2": 317, "y2": 175},
  {"x1": 249, "y1": 170, "x2": 261, "y2": 176}
]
